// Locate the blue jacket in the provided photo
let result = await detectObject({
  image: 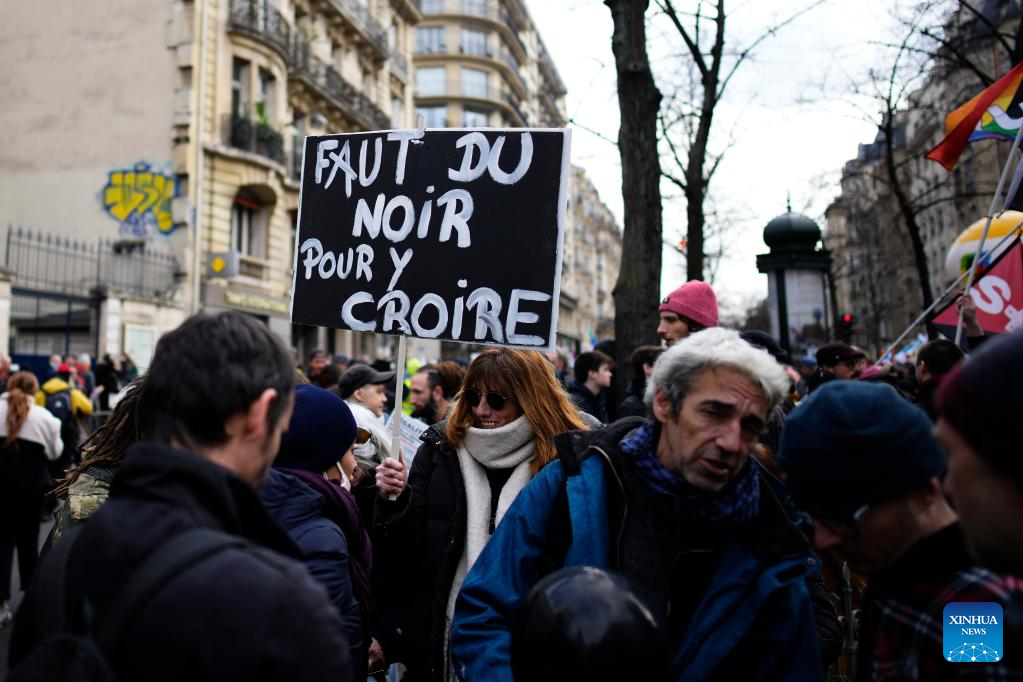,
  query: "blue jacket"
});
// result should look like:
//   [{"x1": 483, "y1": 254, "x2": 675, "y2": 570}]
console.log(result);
[
  {"x1": 451, "y1": 420, "x2": 823, "y2": 682},
  {"x1": 260, "y1": 469, "x2": 365, "y2": 677}
]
